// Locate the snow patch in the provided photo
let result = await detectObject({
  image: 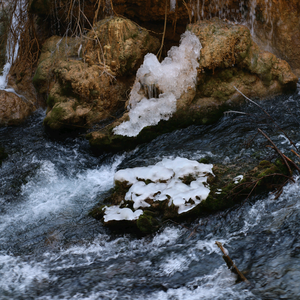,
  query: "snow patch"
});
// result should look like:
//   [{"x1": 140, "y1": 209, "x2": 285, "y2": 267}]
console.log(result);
[
  {"x1": 113, "y1": 31, "x2": 201, "y2": 137},
  {"x1": 103, "y1": 206, "x2": 143, "y2": 222},
  {"x1": 103, "y1": 157, "x2": 213, "y2": 222},
  {"x1": 233, "y1": 175, "x2": 243, "y2": 184}
]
